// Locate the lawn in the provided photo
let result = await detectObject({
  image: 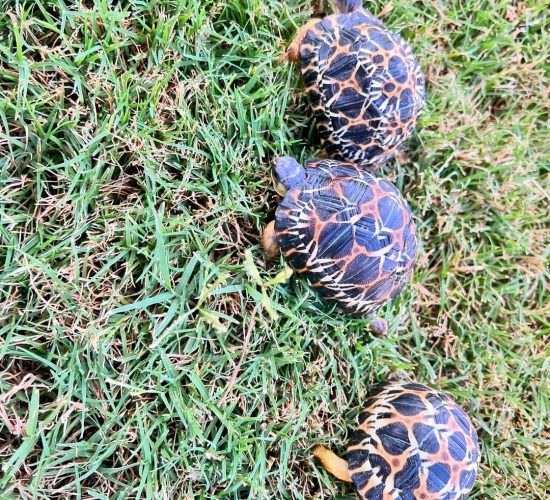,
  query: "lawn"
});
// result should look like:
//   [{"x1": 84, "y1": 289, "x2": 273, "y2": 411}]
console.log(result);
[{"x1": 0, "y1": 0, "x2": 548, "y2": 498}]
